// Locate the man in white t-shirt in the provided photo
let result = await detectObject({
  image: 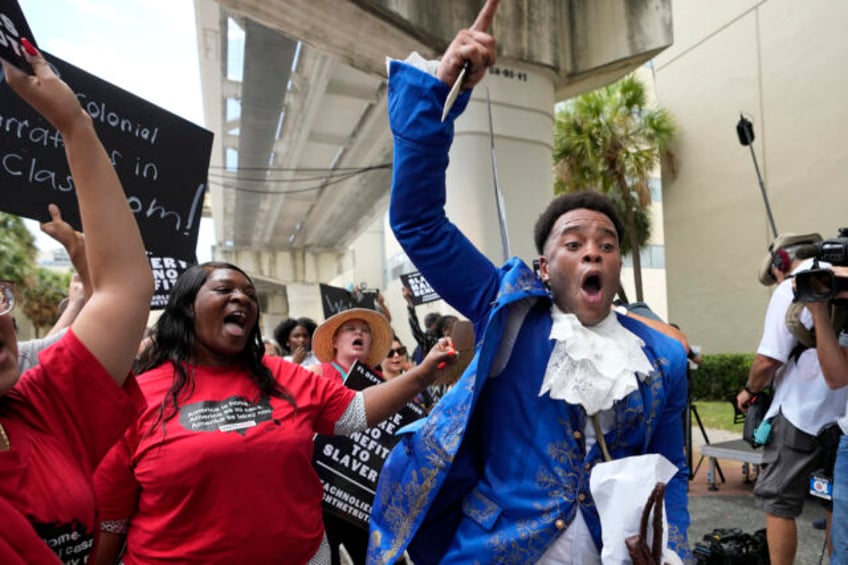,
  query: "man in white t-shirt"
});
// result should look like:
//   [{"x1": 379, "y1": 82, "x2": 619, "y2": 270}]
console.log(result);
[
  {"x1": 802, "y1": 264, "x2": 848, "y2": 563},
  {"x1": 737, "y1": 233, "x2": 848, "y2": 565}
]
